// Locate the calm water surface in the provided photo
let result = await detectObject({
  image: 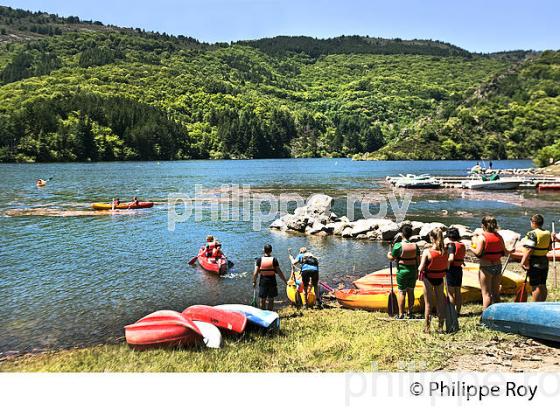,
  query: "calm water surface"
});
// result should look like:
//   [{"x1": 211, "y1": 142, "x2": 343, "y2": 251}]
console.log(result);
[{"x1": 1, "y1": 159, "x2": 558, "y2": 353}]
